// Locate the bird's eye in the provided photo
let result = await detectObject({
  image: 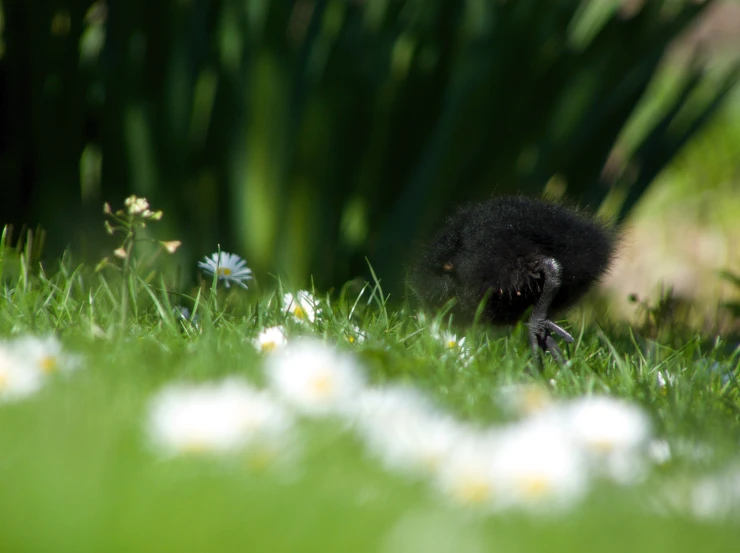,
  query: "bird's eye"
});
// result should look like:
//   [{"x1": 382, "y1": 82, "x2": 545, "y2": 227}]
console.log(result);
[{"x1": 442, "y1": 262, "x2": 454, "y2": 272}]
